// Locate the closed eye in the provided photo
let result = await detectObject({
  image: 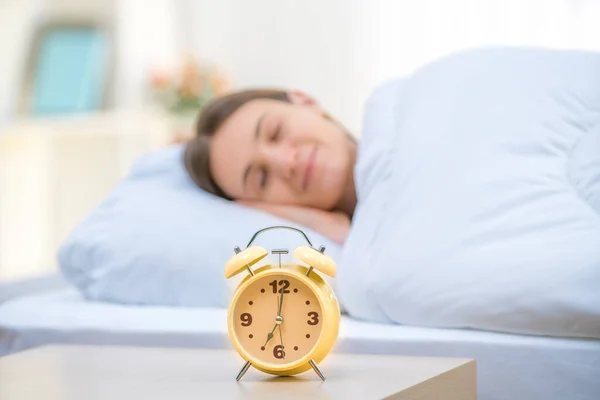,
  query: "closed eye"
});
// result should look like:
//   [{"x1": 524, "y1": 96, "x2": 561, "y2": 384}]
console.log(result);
[
  {"x1": 271, "y1": 122, "x2": 282, "y2": 142},
  {"x1": 259, "y1": 166, "x2": 269, "y2": 189}
]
